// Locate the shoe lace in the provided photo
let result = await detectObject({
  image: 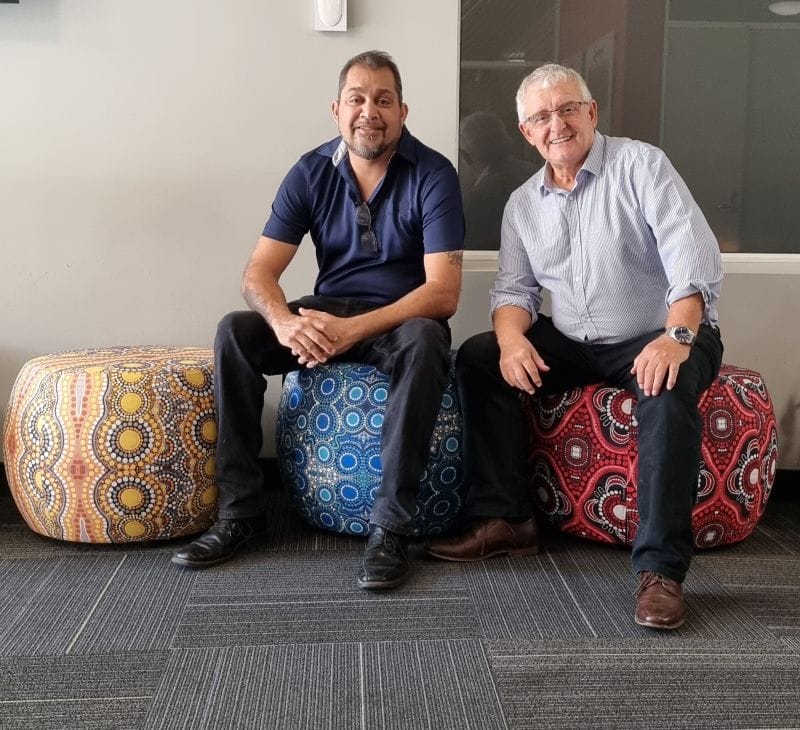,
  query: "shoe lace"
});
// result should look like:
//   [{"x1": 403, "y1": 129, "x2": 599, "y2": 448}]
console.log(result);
[
  {"x1": 367, "y1": 527, "x2": 403, "y2": 555},
  {"x1": 219, "y1": 519, "x2": 252, "y2": 538},
  {"x1": 634, "y1": 570, "x2": 669, "y2": 598}
]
